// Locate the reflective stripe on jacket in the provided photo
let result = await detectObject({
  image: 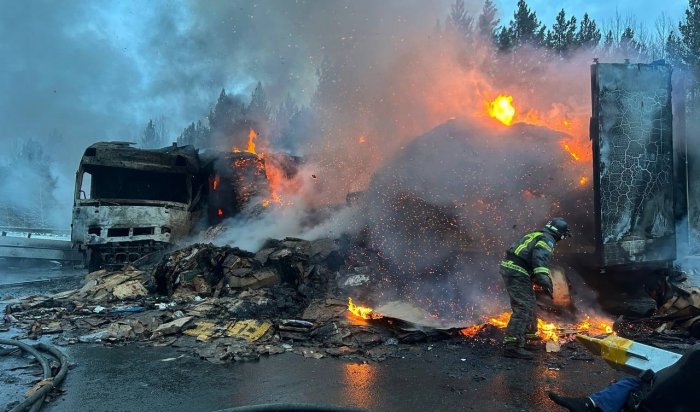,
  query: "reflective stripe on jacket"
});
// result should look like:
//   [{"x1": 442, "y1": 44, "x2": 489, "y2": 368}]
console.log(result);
[{"x1": 503, "y1": 230, "x2": 555, "y2": 276}]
